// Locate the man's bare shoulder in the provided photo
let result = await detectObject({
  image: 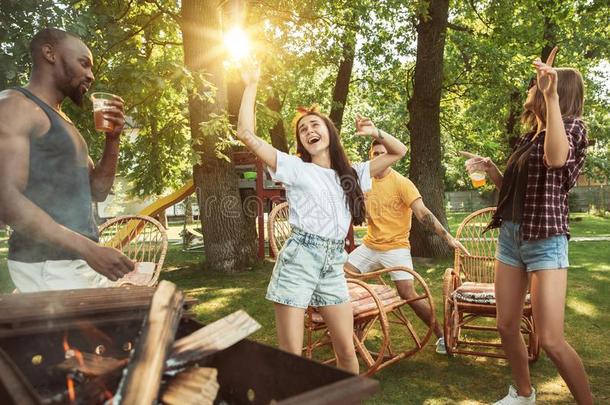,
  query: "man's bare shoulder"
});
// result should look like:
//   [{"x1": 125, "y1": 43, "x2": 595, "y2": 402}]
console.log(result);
[{"x1": 0, "y1": 89, "x2": 46, "y2": 136}]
